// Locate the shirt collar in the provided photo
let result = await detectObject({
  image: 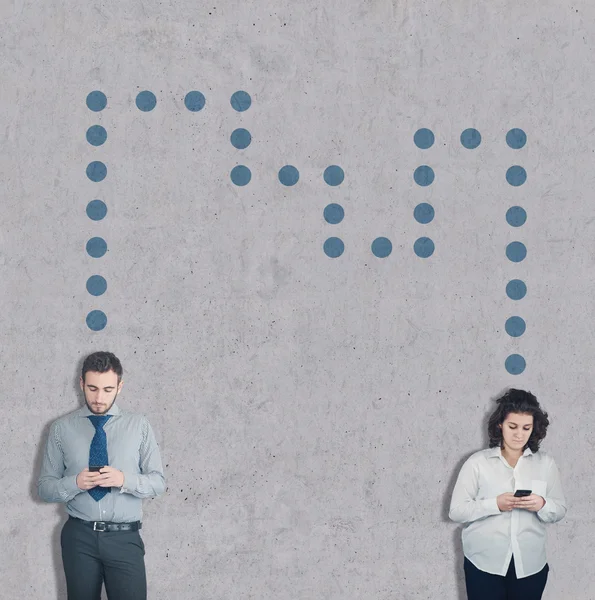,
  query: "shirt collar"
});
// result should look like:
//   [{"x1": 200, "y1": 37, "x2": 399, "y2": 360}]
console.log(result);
[
  {"x1": 78, "y1": 403, "x2": 121, "y2": 417},
  {"x1": 488, "y1": 446, "x2": 533, "y2": 458}
]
